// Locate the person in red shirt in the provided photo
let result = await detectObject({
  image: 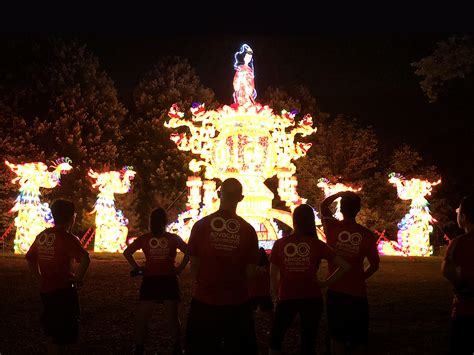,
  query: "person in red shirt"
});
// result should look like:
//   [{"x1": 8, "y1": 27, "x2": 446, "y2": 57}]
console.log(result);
[
  {"x1": 320, "y1": 191, "x2": 380, "y2": 355},
  {"x1": 123, "y1": 207, "x2": 189, "y2": 355},
  {"x1": 185, "y1": 178, "x2": 259, "y2": 355},
  {"x1": 442, "y1": 195, "x2": 474, "y2": 354},
  {"x1": 269, "y1": 204, "x2": 351, "y2": 355},
  {"x1": 25, "y1": 199, "x2": 90, "y2": 355}
]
